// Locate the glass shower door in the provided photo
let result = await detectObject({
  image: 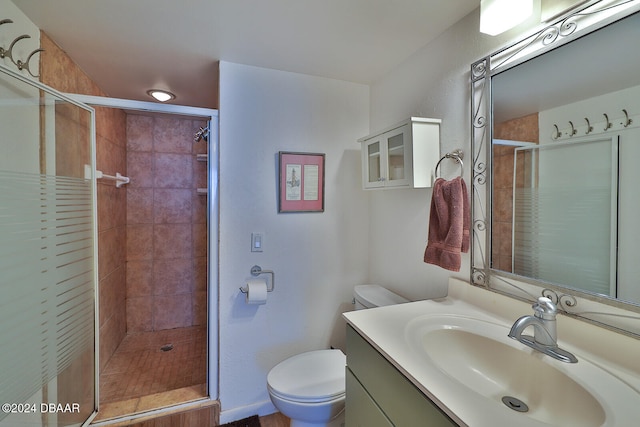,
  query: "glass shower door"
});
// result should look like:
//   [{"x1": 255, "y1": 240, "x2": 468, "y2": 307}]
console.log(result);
[
  {"x1": 512, "y1": 137, "x2": 617, "y2": 297},
  {"x1": 0, "y1": 65, "x2": 97, "y2": 426}
]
